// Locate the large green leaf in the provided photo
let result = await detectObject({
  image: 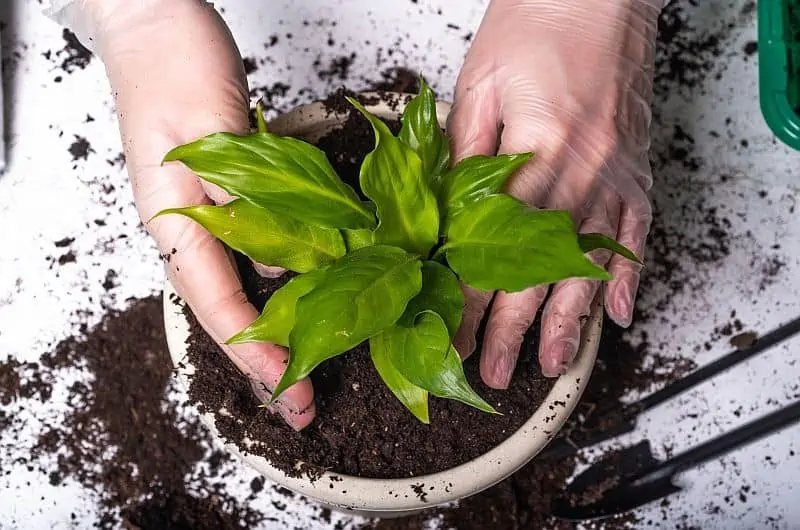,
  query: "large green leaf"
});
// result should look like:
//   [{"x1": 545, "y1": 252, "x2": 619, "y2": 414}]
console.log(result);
[
  {"x1": 400, "y1": 261, "x2": 464, "y2": 338},
  {"x1": 375, "y1": 311, "x2": 497, "y2": 414},
  {"x1": 163, "y1": 132, "x2": 375, "y2": 229},
  {"x1": 441, "y1": 195, "x2": 610, "y2": 292},
  {"x1": 271, "y1": 245, "x2": 423, "y2": 400},
  {"x1": 578, "y1": 233, "x2": 642, "y2": 264},
  {"x1": 347, "y1": 97, "x2": 440, "y2": 257},
  {"x1": 226, "y1": 268, "x2": 328, "y2": 346},
  {"x1": 398, "y1": 77, "x2": 450, "y2": 189},
  {"x1": 438, "y1": 153, "x2": 532, "y2": 231},
  {"x1": 156, "y1": 200, "x2": 345, "y2": 273},
  {"x1": 369, "y1": 337, "x2": 430, "y2": 423}
]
